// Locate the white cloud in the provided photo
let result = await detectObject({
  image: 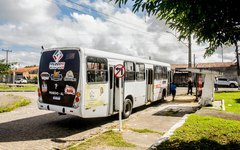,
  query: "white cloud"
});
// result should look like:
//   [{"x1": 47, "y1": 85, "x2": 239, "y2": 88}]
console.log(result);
[
  {"x1": 0, "y1": 0, "x2": 58, "y2": 24},
  {"x1": 0, "y1": 0, "x2": 236, "y2": 67}
]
